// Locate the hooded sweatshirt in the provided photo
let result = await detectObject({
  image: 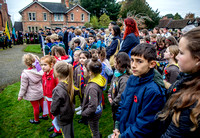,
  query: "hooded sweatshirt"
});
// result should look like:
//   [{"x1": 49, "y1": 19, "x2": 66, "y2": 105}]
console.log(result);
[
  {"x1": 81, "y1": 74, "x2": 106, "y2": 118},
  {"x1": 18, "y1": 69, "x2": 43, "y2": 101}
]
